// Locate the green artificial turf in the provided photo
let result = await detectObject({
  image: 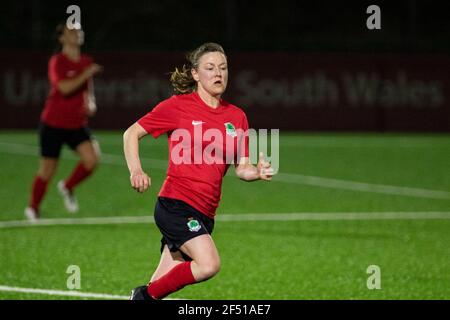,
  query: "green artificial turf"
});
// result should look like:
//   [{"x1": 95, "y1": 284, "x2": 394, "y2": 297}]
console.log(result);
[{"x1": 0, "y1": 131, "x2": 449, "y2": 299}]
